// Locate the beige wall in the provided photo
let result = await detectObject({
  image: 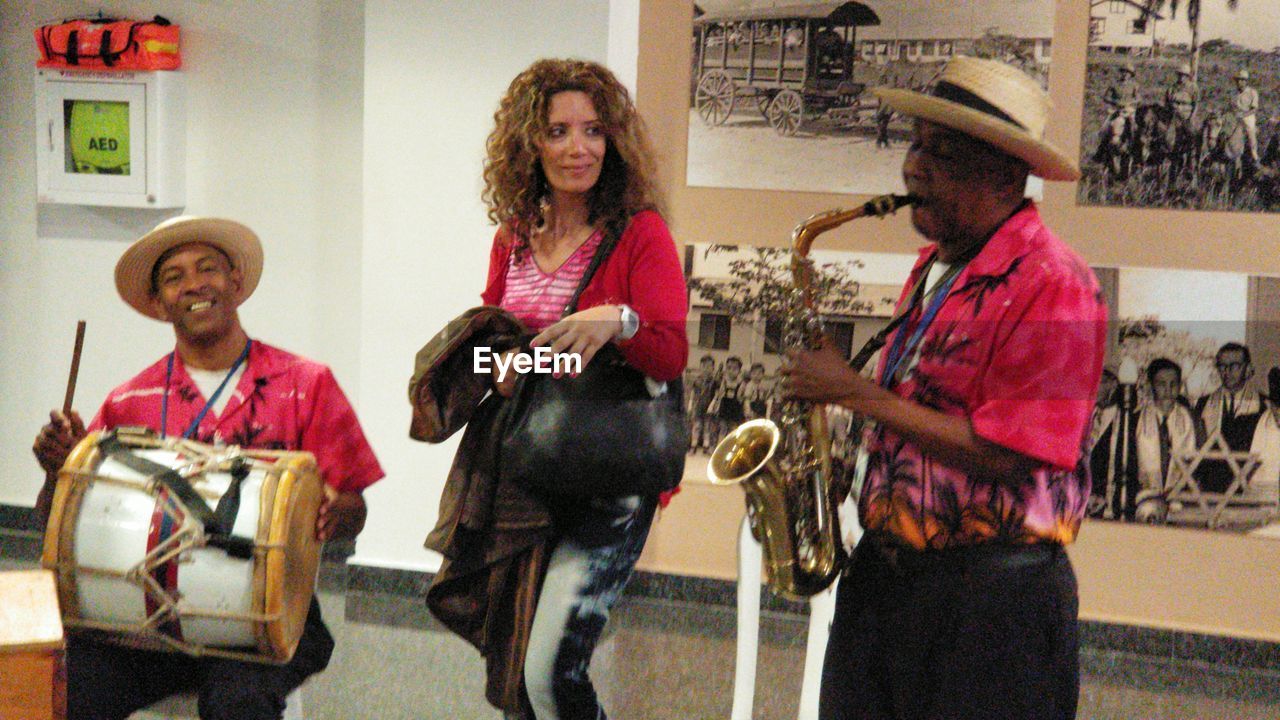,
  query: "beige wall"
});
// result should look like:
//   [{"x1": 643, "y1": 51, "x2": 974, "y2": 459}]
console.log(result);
[{"x1": 633, "y1": 0, "x2": 1280, "y2": 642}]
